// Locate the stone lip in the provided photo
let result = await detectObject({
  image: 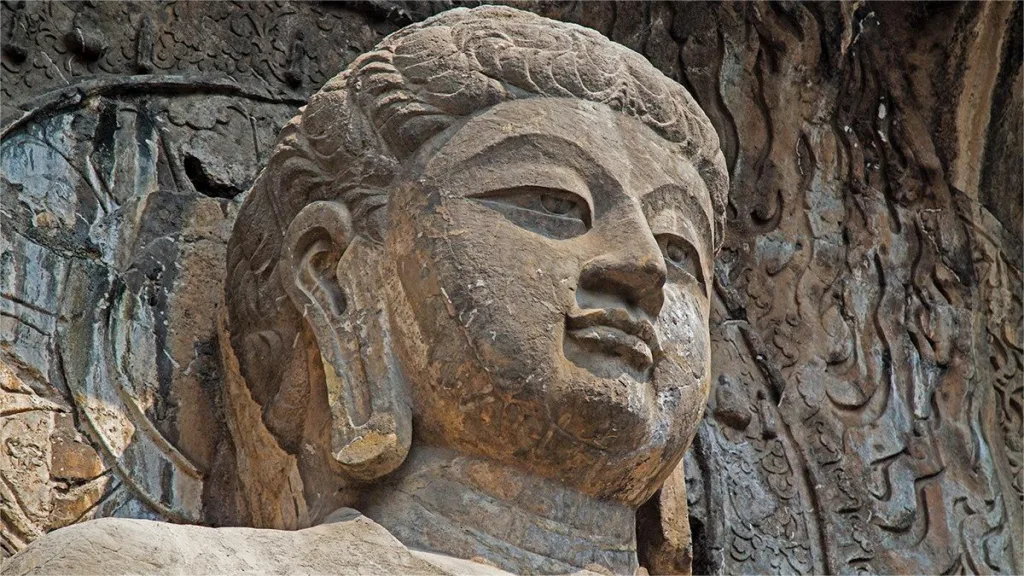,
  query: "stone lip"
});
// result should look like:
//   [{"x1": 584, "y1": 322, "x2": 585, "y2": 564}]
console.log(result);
[{"x1": 566, "y1": 306, "x2": 660, "y2": 371}]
